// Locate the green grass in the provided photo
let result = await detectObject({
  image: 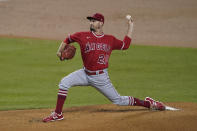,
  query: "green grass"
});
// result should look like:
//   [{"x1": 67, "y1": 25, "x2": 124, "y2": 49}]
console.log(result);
[{"x1": 0, "y1": 37, "x2": 197, "y2": 110}]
